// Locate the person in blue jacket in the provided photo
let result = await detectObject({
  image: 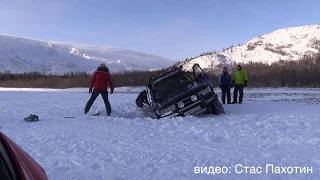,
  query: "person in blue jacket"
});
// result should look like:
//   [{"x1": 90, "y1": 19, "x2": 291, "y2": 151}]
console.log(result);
[{"x1": 218, "y1": 66, "x2": 233, "y2": 104}]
